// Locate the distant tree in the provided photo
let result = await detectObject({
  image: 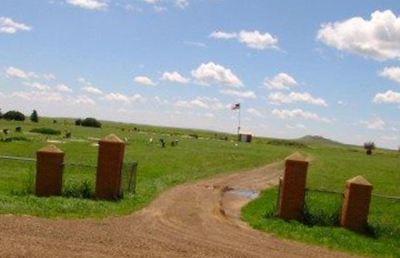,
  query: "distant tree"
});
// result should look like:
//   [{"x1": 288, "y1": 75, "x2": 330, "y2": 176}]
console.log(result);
[
  {"x1": 3, "y1": 111, "x2": 25, "y2": 121},
  {"x1": 75, "y1": 118, "x2": 82, "y2": 126},
  {"x1": 364, "y1": 142, "x2": 376, "y2": 155},
  {"x1": 30, "y1": 110, "x2": 39, "y2": 123},
  {"x1": 81, "y1": 117, "x2": 102, "y2": 128}
]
